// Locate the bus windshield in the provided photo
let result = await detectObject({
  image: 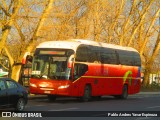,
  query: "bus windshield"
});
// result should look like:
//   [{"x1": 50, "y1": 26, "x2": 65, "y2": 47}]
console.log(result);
[{"x1": 31, "y1": 49, "x2": 74, "y2": 80}]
